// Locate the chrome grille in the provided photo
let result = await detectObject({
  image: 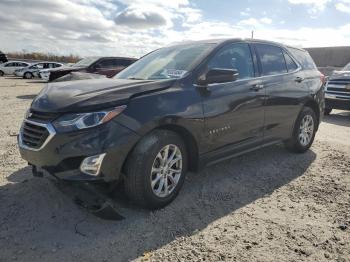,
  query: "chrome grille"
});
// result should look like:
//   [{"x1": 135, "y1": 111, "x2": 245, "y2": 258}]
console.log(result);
[{"x1": 19, "y1": 120, "x2": 55, "y2": 151}]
